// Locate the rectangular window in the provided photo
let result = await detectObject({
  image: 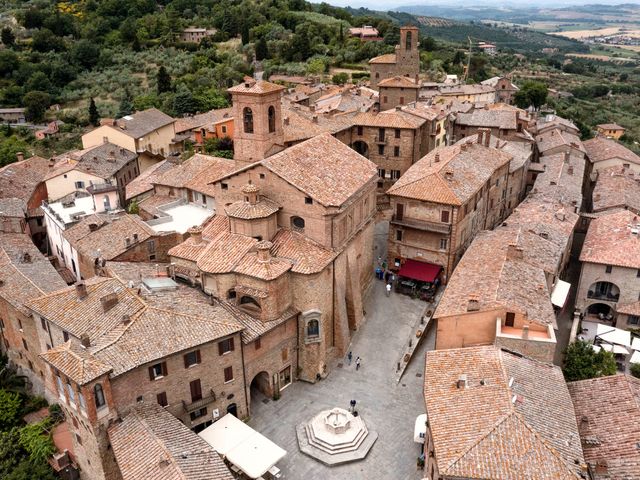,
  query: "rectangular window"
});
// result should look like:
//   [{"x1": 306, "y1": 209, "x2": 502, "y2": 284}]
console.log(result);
[
  {"x1": 184, "y1": 350, "x2": 201, "y2": 368},
  {"x1": 357, "y1": 126, "x2": 363, "y2": 136},
  {"x1": 377, "y1": 168, "x2": 386, "y2": 179},
  {"x1": 391, "y1": 170, "x2": 401, "y2": 180},
  {"x1": 190, "y1": 379, "x2": 202, "y2": 402},
  {"x1": 394, "y1": 146, "x2": 400, "y2": 157},
  {"x1": 378, "y1": 145, "x2": 385, "y2": 155},
  {"x1": 18, "y1": 319, "x2": 22, "y2": 331},
  {"x1": 378, "y1": 128, "x2": 385, "y2": 142},
  {"x1": 399, "y1": 96, "x2": 404, "y2": 105},
  {"x1": 395, "y1": 129, "x2": 401, "y2": 139},
  {"x1": 439, "y1": 238, "x2": 448, "y2": 250},
  {"x1": 40, "y1": 317, "x2": 47, "y2": 331},
  {"x1": 224, "y1": 366, "x2": 234, "y2": 383},
  {"x1": 221, "y1": 182, "x2": 228, "y2": 190},
  {"x1": 148, "y1": 361, "x2": 167, "y2": 380},
  {"x1": 190, "y1": 407, "x2": 207, "y2": 421},
  {"x1": 157, "y1": 392, "x2": 168, "y2": 407},
  {"x1": 396, "y1": 230, "x2": 403, "y2": 241},
  {"x1": 441, "y1": 210, "x2": 450, "y2": 223},
  {"x1": 305, "y1": 197, "x2": 313, "y2": 205},
  {"x1": 218, "y1": 338, "x2": 234, "y2": 355},
  {"x1": 221, "y1": 125, "x2": 227, "y2": 134},
  {"x1": 605, "y1": 265, "x2": 612, "y2": 274},
  {"x1": 279, "y1": 366, "x2": 292, "y2": 389},
  {"x1": 63, "y1": 331, "x2": 69, "y2": 342},
  {"x1": 147, "y1": 240, "x2": 156, "y2": 253},
  {"x1": 75, "y1": 181, "x2": 85, "y2": 189}
]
